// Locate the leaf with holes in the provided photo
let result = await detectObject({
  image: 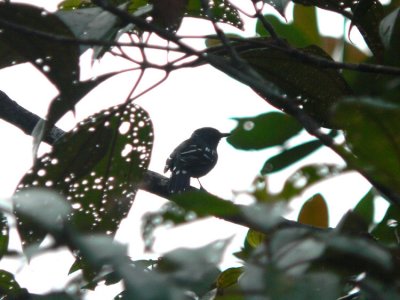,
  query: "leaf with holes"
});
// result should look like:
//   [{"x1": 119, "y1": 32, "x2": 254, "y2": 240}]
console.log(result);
[
  {"x1": 241, "y1": 46, "x2": 352, "y2": 128},
  {"x1": 0, "y1": 3, "x2": 79, "y2": 91},
  {"x1": 228, "y1": 112, "x2": 303, "y2": 150},
  {"x1": 16, "y1": 103, "x2": 153, "y2": 251},
  {"x1": 186, "y1": 0, "x2": 243, "y2": 30}
]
